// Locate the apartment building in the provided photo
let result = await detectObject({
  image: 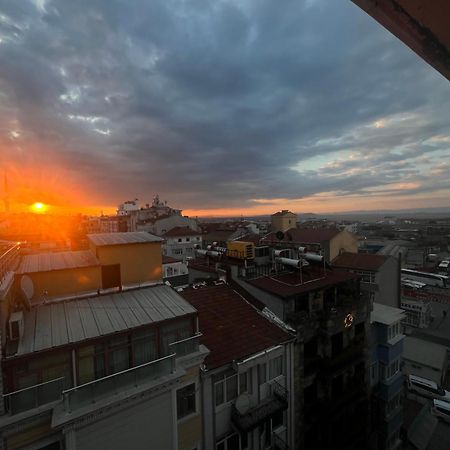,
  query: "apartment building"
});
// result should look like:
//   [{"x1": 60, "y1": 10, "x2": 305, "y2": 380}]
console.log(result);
[
  {"x1": 0, "y1": 285, "x2": 208, "y2": 450},
  {"x1": 163, "y1": 256, "x2": 189, "y2": 288},
  {"x1": 162, "y1": 227, "x2": 202, "y2": 262},
  {"x1": 333, "y1": 252, "x2": 400, "y2": 308},
  {"x1": 187, "y1": 246, "x2": 372, "y2": 450},
  {"x1": 181, "y1": 284, "x2": 296, "y2": 450},
  {"x1": 0, "y1": 233, "x2": 210, "y2": 450},
  {"x1": 370, "y1": 303, "x2": 405, "y2": 450}
]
